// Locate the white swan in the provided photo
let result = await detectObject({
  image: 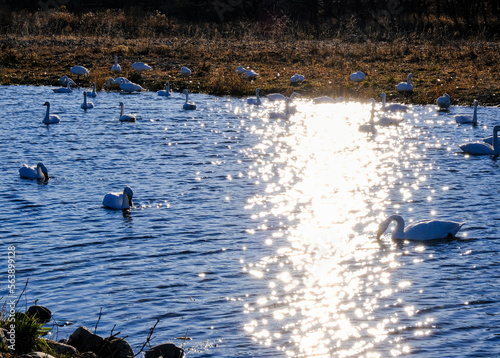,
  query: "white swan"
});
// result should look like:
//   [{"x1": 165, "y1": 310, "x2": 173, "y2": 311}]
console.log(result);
[
  {"x1": 395, "y1": 73, "x2": 413, "y2": 92},
  {"x1": 247, "y1": 88, "x2": 262, "y2": 105},
  {"x1": 157, "y1": 82, "x2": 171, "y2": 97},
  {"x1": 243, "y1": 69, "x2": 258, "y2": 80},
  {"x1": 182, "y1": 89, "x2": 196, "y2": 110},
  {"x1": 118, "y1": 78, "x2": 145, "y2": 93},
  {"x1": 269, "y1": 98, "x2": 293, "y2": 119},
  {"x1": 436, "y1": 93, "x2": 451, "y2": 111},
  {"x1": 42, "y1": 102, "x2": 60, "y2": 124},
  {"x1": 459, "y1": 125, "x2": 500, "y2": 155},
  {"x1": 59, "y1": 75, "x2": 76, "y2": 86},
  {"x1": 291, "y1": 74, "x2": 304, "y2": 83},
  {"x1": 236, "y1": 66, "x2": 247, "y2": 74},
  {"x1": 376, "y1": 215, "x2": 464, "y2": 241},
  {"x1": 132, "y1": 62, "x2": 152, "y2": 71},
  {"x1": 181, "y1": 66, "x2": 191, "y2": 77},
  {"x1": 267, "y1": 92, "x2": 300, "y2": 102},
  {"x1": 52, "y1": 81, "x2": 73, "y2": 93},
  {"x1": 19, "y1": 162, "x2": 49, "y2": 181},
  {"x1": 118, "y1": 102, "x2": 136, "y2": 122},
  {"x1": 312, "y1": 96, "x2": 336, "y2": 104},
  {"x1": 103, "y1": 186, "x2": 134, "y2": 210},
  {"x1": 359, "y1": 99, "x2": 376, "y2": 134},
  {"x1": 81, "y1": 91, "x2": 94, "y2": 109},
  {"x1": 111, "y1": 56, "x2": 121, "y2": 73},
  {"x1": 375, "y1": 115, "x2": 404, "y2": 126},
  {"x1": 380, "y1": 93, "x2": 408, "y2": 112},
  {"x1": 106, "y1": 77, "x2": 132, "y2": 89},
  {"x1": 70, "y1": 65, "x2": 89, "y2": 78},
  {"x1": 350, "y1": 71, "x2": 366, "y2": 83},
  {"x1": 85, "y1": 83, "x2": 97, "y2": 98},
  {"x1": 455, "y1": 100, "x2": 478, "y2": 125}
]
